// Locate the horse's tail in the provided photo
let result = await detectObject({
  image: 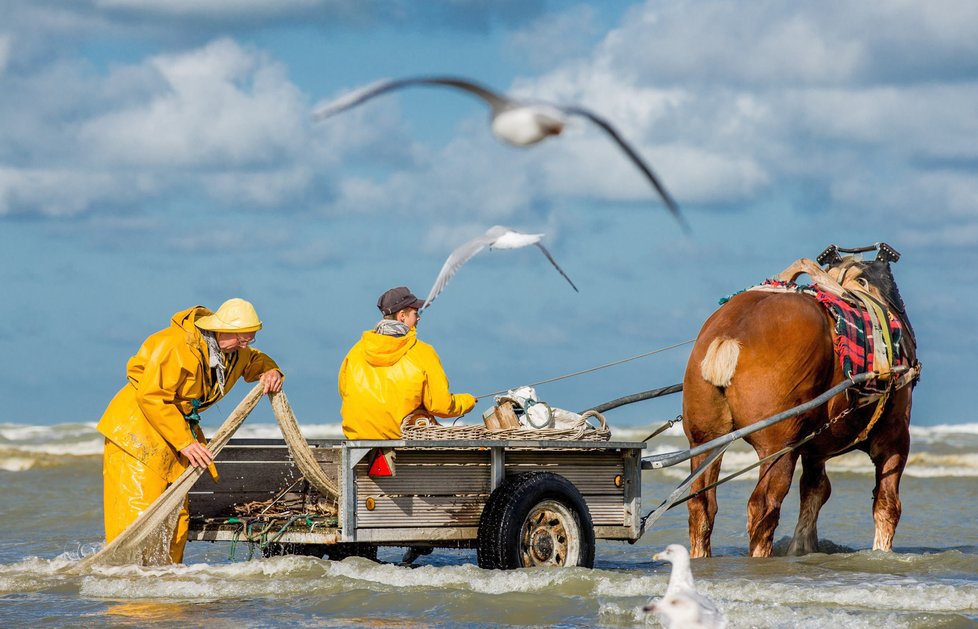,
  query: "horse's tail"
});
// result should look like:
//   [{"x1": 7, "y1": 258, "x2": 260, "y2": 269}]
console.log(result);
[{"x1": 700, "y1": 337, "x2": 741, "y2": 388}]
